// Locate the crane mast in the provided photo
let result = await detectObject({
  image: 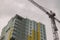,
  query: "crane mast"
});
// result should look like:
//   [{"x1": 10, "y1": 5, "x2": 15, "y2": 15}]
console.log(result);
[{"x1": 28, "y1": 0, "x2": 60, "y2": 40}]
